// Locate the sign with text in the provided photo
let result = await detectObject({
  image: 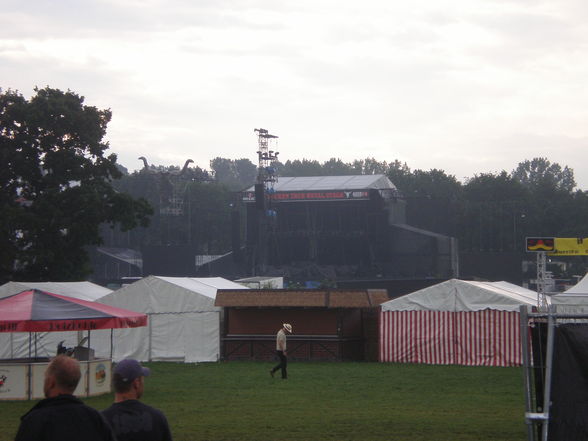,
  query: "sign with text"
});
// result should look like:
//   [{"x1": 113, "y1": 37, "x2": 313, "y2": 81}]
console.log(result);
[
  {"x1": 526, "y1": 237, "x2": 588, "y2": 255},
  {"x1": 549, "y1": 238, "x2": 588, "y2": 256}
]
